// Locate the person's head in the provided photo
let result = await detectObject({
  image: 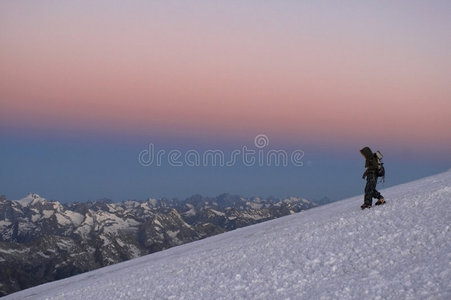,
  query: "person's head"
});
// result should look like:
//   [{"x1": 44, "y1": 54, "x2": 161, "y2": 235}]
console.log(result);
[{"x1": 360, "y1": 146, "x2": 373, "y2": 160}]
